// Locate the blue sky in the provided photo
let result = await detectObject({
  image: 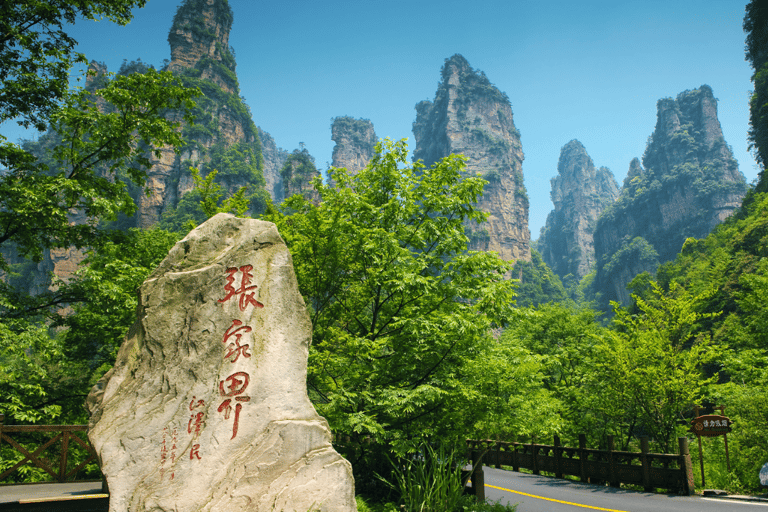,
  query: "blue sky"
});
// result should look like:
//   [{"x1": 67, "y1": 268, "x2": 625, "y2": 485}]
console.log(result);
[{"x1": 2, "y1": 0, "x2": 756, "y2": 238}]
